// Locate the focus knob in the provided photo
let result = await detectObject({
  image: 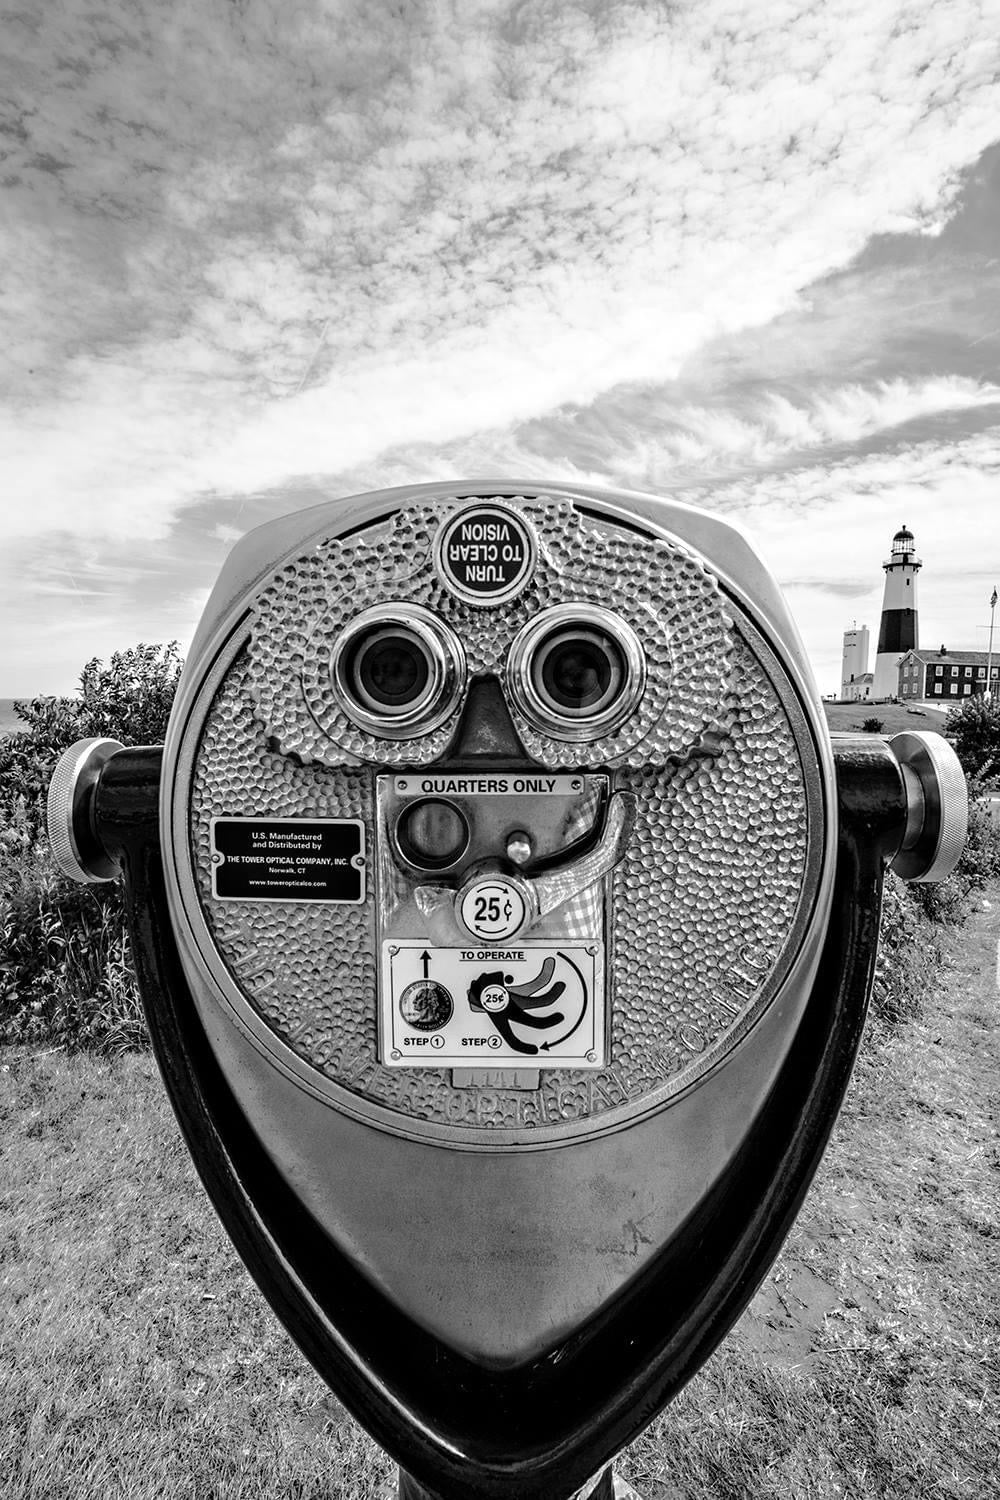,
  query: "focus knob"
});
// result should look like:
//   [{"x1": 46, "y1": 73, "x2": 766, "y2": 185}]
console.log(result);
[
  {"x1": 888, "y1": 730, "x2": 968, "y2": 882},
  {"x1": 47, "y1": 738, "x2": 124, "y2": 883}
]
